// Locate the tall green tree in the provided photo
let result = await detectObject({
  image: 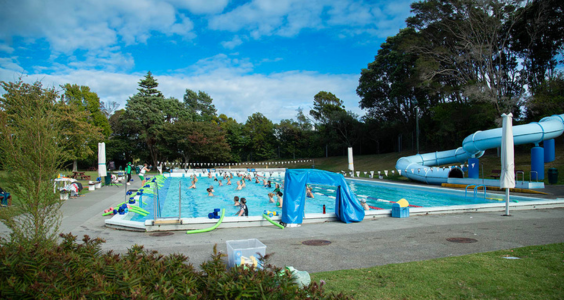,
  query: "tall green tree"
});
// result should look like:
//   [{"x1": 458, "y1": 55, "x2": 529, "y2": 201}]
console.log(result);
[
  {"x1": 120, "y1": 73, "x2": 190, "y2": 167},
  {"x1": 184, "y1": 89, "x2": 217, "y2": 122},
  {"x1": 137, "y1": 71, "x2": 164, "y2": 98},
  {"x1": 406, "y1": 0, "x2": 525, "y2": 116},
  {"x1": 0, "y1": 81, "x2": 69, "y2": 248},
  {"x1": 243, "y1": 113, "x2": 276, "y2": 161},
  {"x1": 523, "y1": 73, "x2": 564, "y2": 121},
  {"x1": 510, "y1": 0, "x2": 564, "y2": 92},
  {"x1": 218, "y1": 114, "x2": 245, "y2": 162},
  {"x1": 161, "y1": 121, "x2": 231, "y2": 163},
  {"x1": 60, "y1": 84, "x2": 108, "y2": 171},
  {"x1": 357, "y1": 28, "x2": 428, "y2": 127}
]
